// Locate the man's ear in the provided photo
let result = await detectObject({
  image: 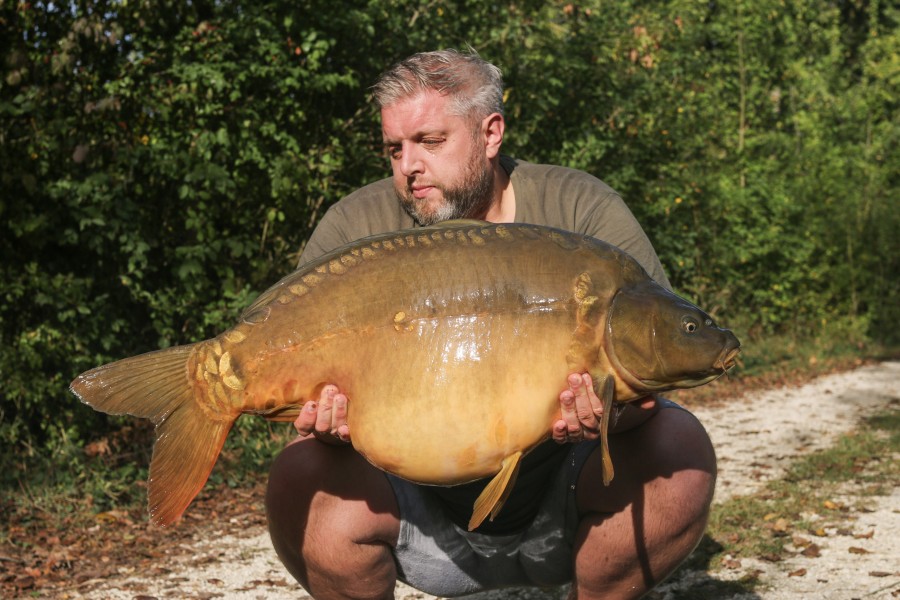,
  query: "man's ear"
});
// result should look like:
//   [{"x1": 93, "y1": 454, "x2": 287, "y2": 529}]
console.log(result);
[{"x1": 482, "y1": 112, "x2": 505, "y2": 159}]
